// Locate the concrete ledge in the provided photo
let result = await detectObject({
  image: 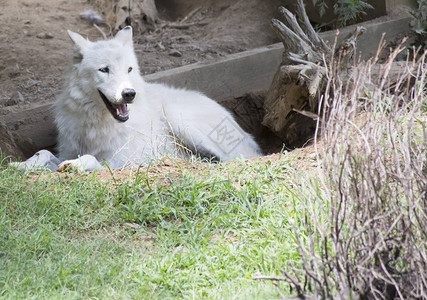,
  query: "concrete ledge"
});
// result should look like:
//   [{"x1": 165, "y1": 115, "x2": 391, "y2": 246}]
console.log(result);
[
  {"x1": 145, "y1": 43, "x2": 284, "y2": 102},
  {"x1": 0, "y1": 17, "x2": 411, "y2": 151}
]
